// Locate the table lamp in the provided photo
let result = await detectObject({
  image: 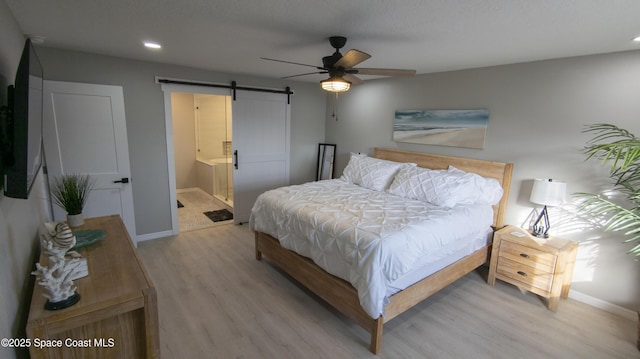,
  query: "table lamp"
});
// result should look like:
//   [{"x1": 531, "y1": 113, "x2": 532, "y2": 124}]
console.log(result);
[{"x1": 529, "y1": 178, "x2": 566, "y2": 238}]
